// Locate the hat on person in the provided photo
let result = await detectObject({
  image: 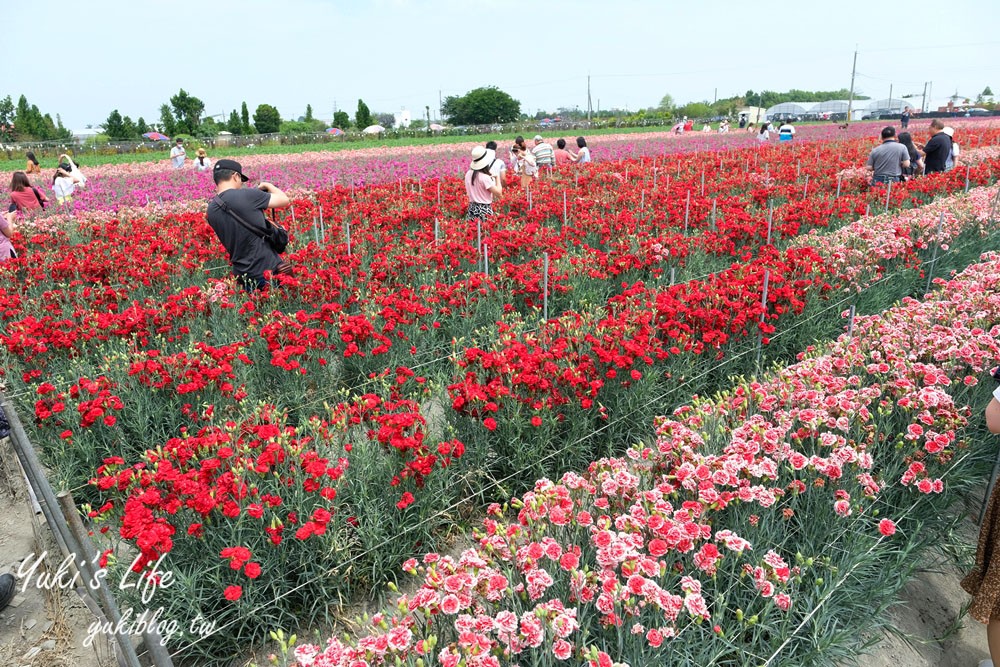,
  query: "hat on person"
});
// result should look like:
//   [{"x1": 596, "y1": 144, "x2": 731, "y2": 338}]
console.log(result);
[
  {"x1": 213, "y1": 158, "x2": 250, "y2": 182},
  {"x1": 470, "y1": 146, "x2": 495, "y2": 171},
  {"x1": 533, "y1": 134, "x2": 544, "y2": 142},
  {"x1": 942, "y1": 126, "x2": 954, "y2": 137},
  {"x1": 196, "y1": 148, "x2": 207, "y2": 157}
]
